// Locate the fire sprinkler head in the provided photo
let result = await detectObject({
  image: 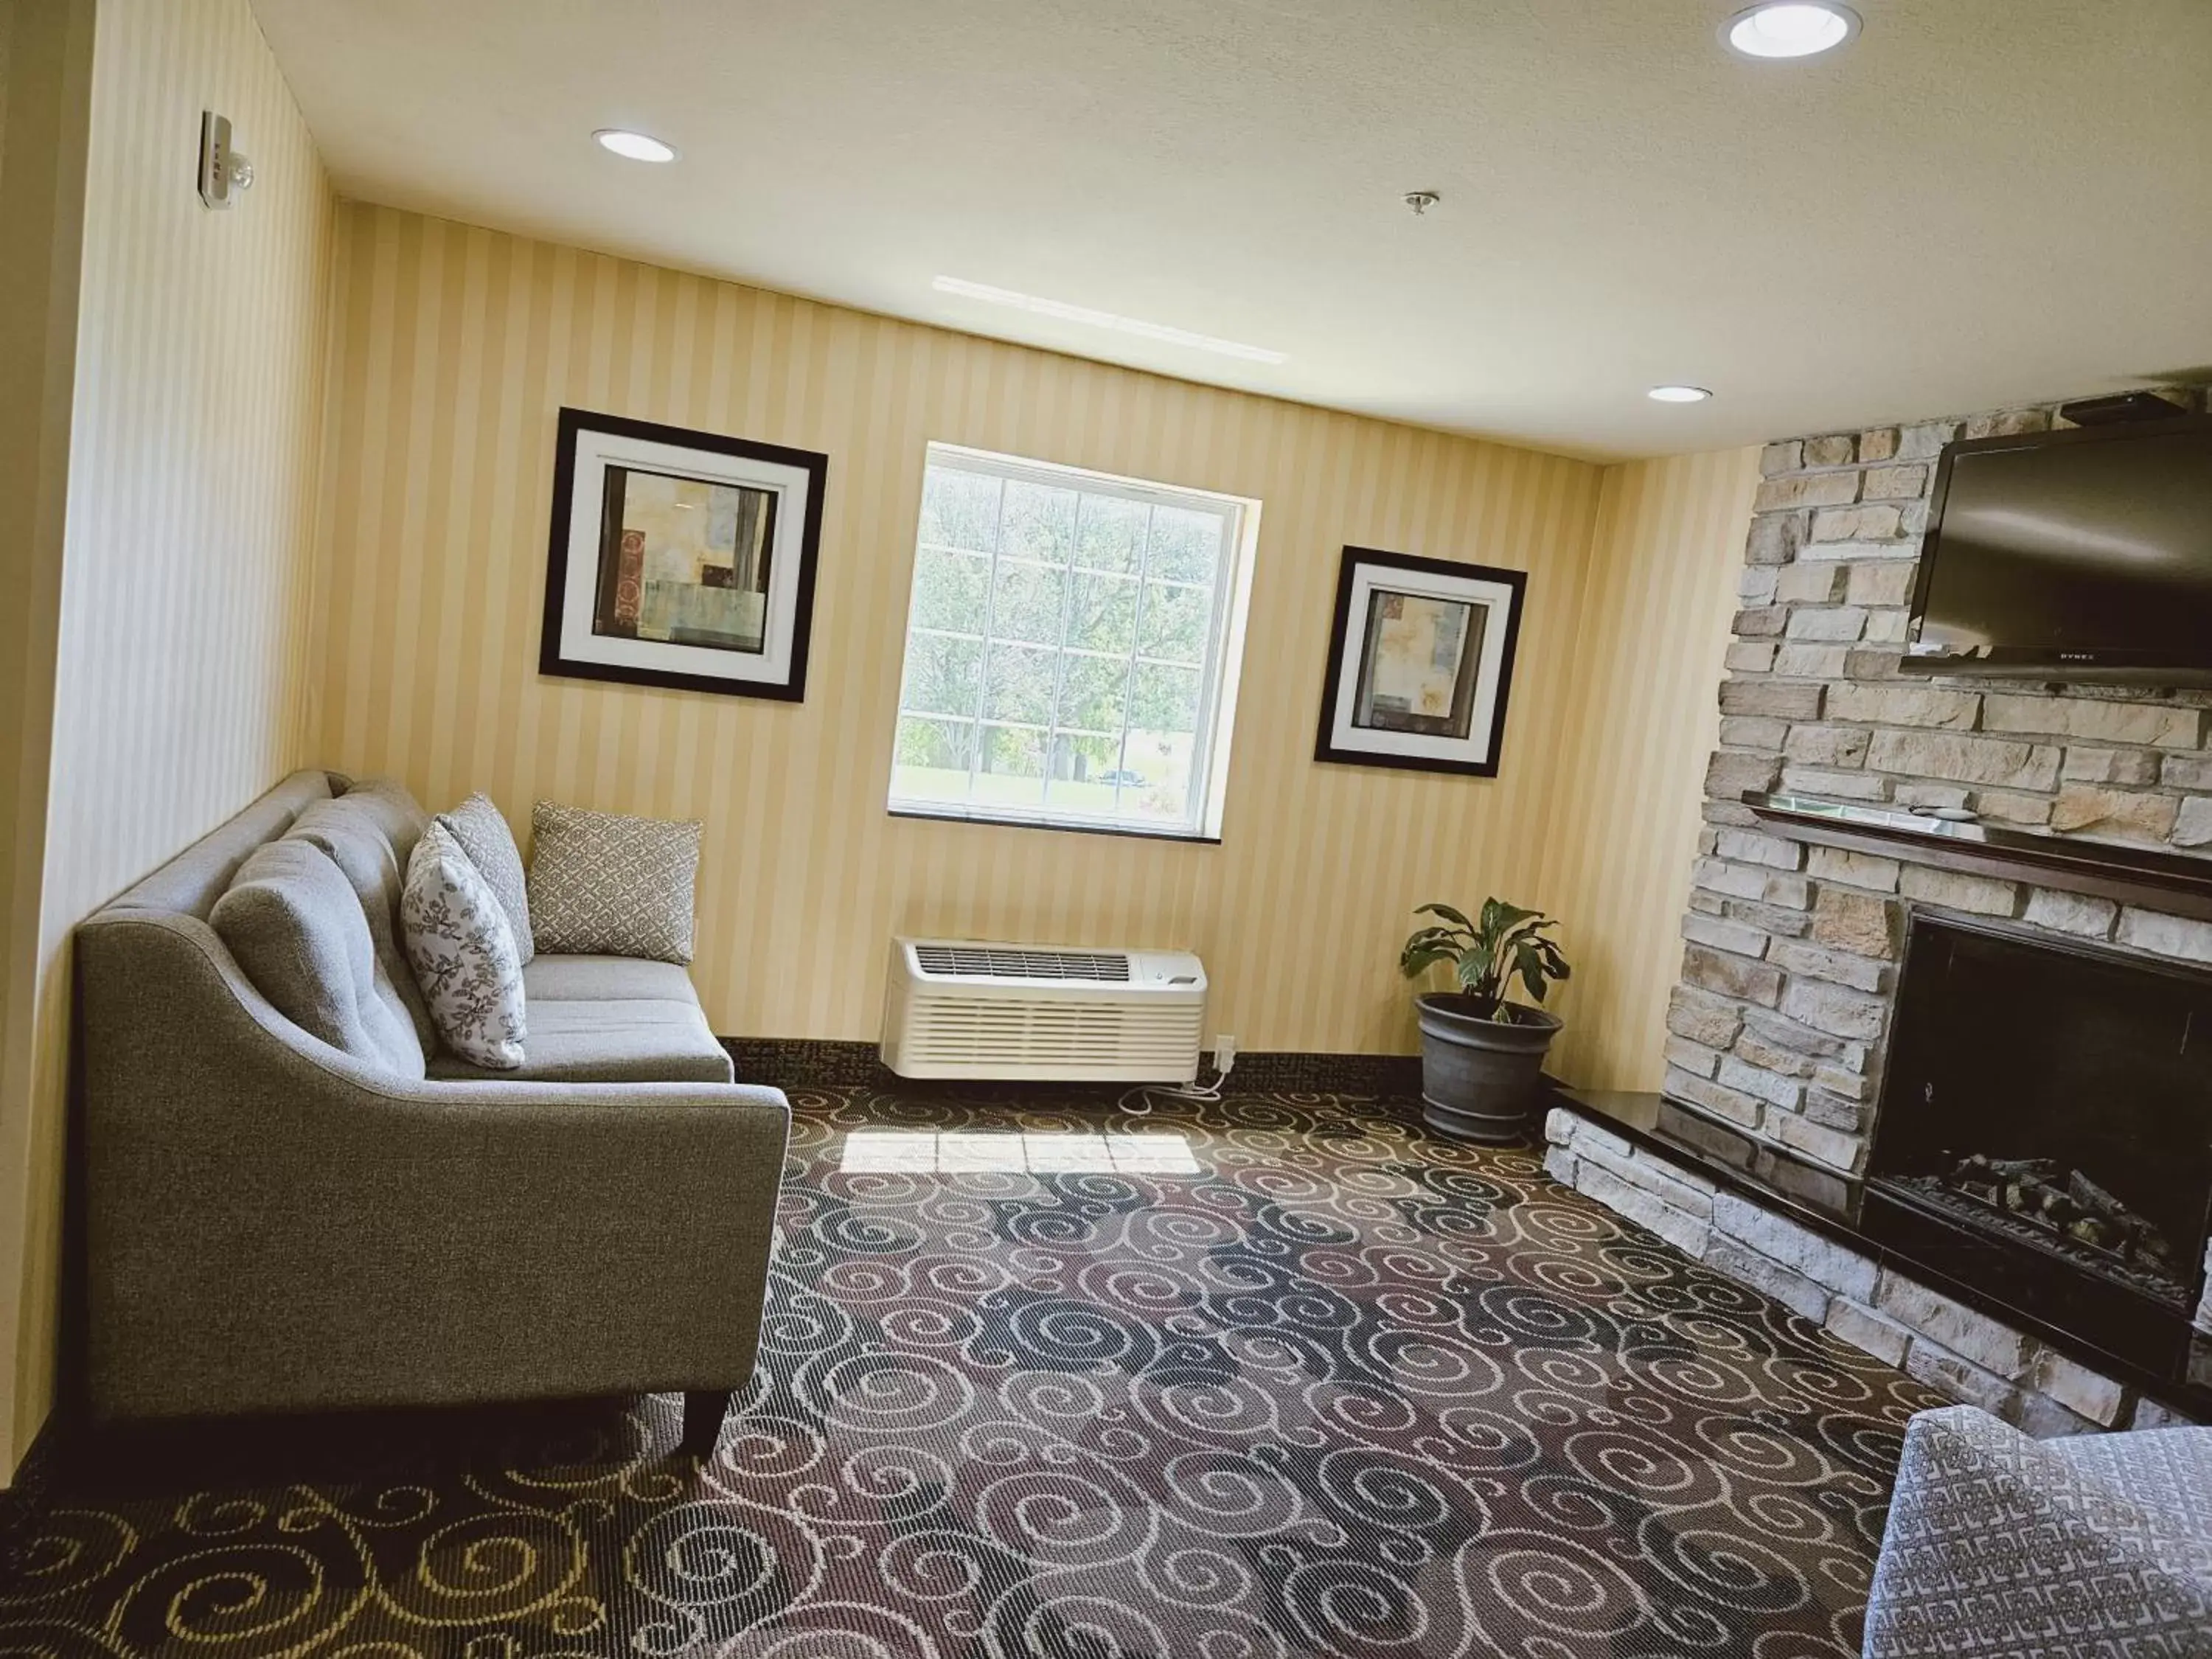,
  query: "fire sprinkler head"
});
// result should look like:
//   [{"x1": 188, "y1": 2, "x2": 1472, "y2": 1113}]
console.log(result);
[{"x1": 1403, "y1": 189, "x2": 1440, "y2": 216}]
